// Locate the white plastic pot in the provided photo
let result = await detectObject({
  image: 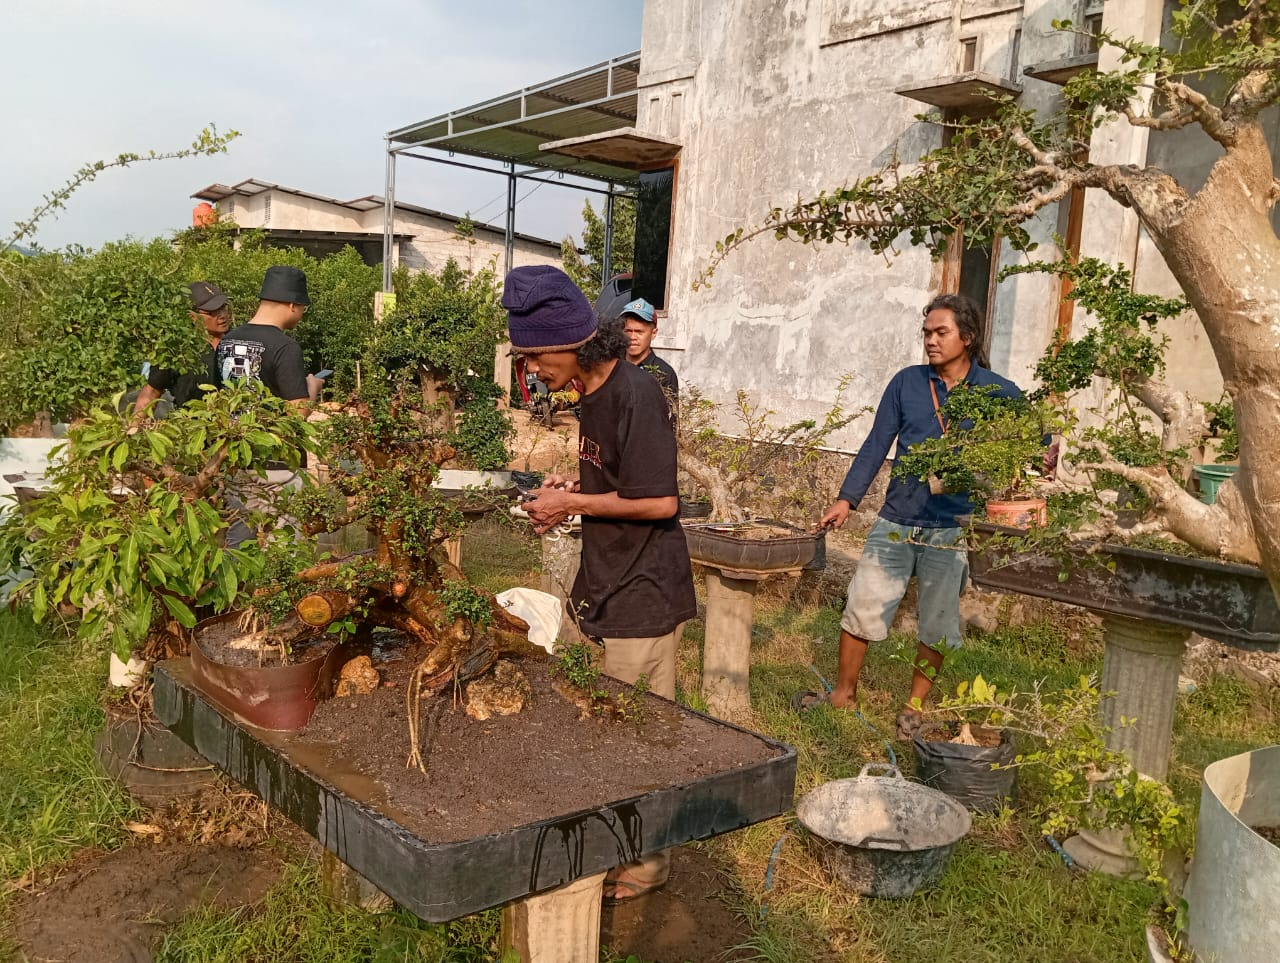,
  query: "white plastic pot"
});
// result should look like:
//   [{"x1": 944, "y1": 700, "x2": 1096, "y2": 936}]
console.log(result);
[{"x1": 109, "y1": 652, "x2": 149, "y2": 688}]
